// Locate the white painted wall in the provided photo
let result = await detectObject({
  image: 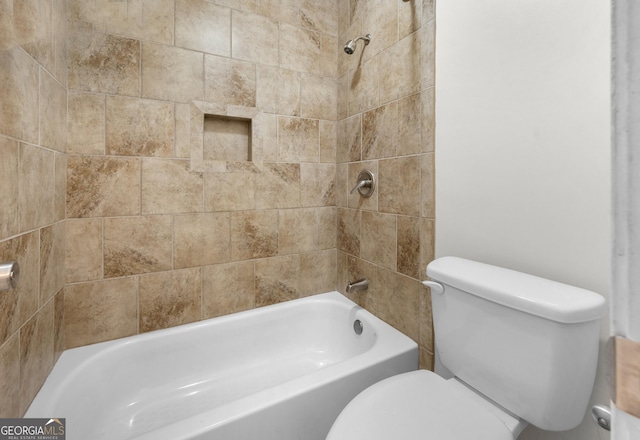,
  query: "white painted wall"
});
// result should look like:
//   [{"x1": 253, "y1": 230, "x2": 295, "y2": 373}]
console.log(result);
[{"x1": 435, "y1": 1, "x2": 611, "y2": 439}]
